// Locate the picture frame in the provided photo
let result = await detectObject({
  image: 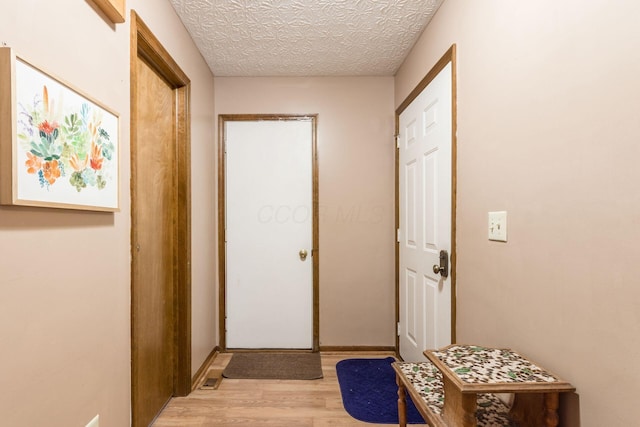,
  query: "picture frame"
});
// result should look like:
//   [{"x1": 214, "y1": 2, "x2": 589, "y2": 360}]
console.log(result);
[
  {"x1": 90, "y1": 0, "x2": 126, "y2": 24},
  {"x1": 0, "y1": 47, "x2": 120, "y2": 212}
]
